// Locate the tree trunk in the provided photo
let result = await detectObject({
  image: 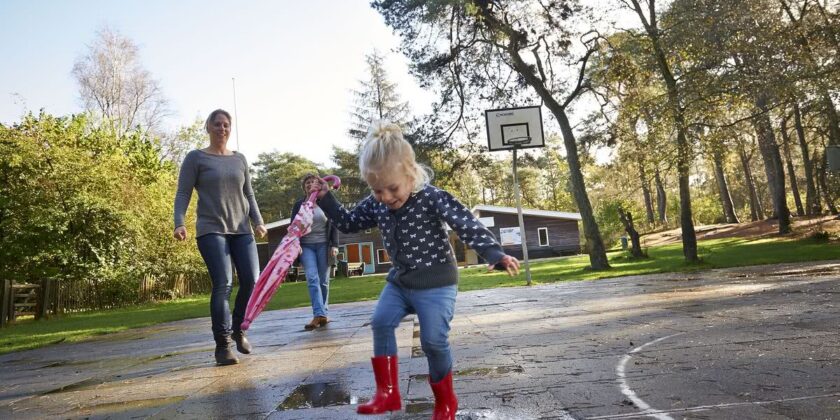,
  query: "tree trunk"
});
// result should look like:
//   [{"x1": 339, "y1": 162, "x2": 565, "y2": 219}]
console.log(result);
[
  {"x1": 638, "y1": 161, "x2": 655, "y2": 224},
  {"x1": 780, "y1": 116, "x2": 804, "y2": 216},
  {"x1": 654, "y1": 168, "x2": 668, "y2": 223},
  {"x1": 738, "y1": 143, "x2": 764, "y2": 221},
  {"x1": 629, "y1": 0, "x2": 697, "y2": 261},
  {"x1": 498, "y1": 35, "x2": 609, "y2": 269},
  {"x1": 794, "y1": 102, "x2": 820, "y2": 214},
  {"x1": 817, "y1": 150, "x2": 839, "y2": 214},
  {"x1": 712, "y1": 148, "x2": 740, "y2": 223},
  {"x1": 617, "y1": 207, "x2": 644, "y2": 258},
  {"x1": 821, "y1": 93, "x2": 840, "y2": 148},
  {"x1": 753, "y1": 93, "x2": 791, "y2": 234}
]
